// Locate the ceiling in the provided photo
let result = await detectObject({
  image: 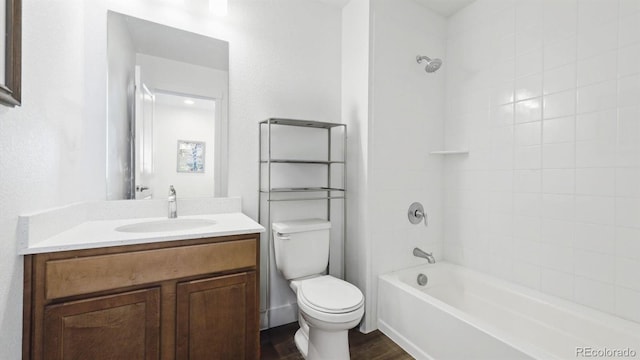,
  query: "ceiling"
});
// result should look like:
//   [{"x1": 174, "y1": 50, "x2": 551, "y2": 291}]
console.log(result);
[
  {"x1": 121, "y1": 13, "x2": 229, "y2": 71},
  {"x1": 414, "y1": 0, "x2": 476, "y2": 17},
  {"x1": 155, "y1": 92, "x2": 216, "y2": 112},
  {"x1": 315, "y1": 0, "x2": 475, "y2": 17}
]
